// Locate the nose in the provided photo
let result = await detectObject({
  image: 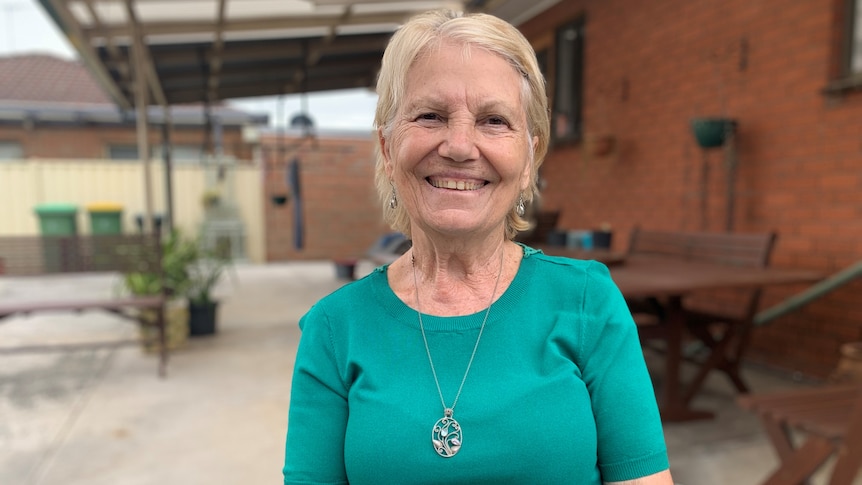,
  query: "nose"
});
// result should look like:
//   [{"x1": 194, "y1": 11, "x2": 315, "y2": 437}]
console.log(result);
[{"x1": 438, "y1": 120, "x2": 479, "y2": 162}]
